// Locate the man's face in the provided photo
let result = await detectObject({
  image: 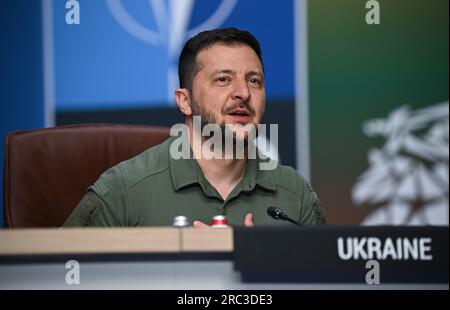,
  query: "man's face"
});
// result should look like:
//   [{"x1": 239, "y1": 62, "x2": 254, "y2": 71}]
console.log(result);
[{"x1": 190, "y1": 43, "x2": 266, "y2": 141}]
